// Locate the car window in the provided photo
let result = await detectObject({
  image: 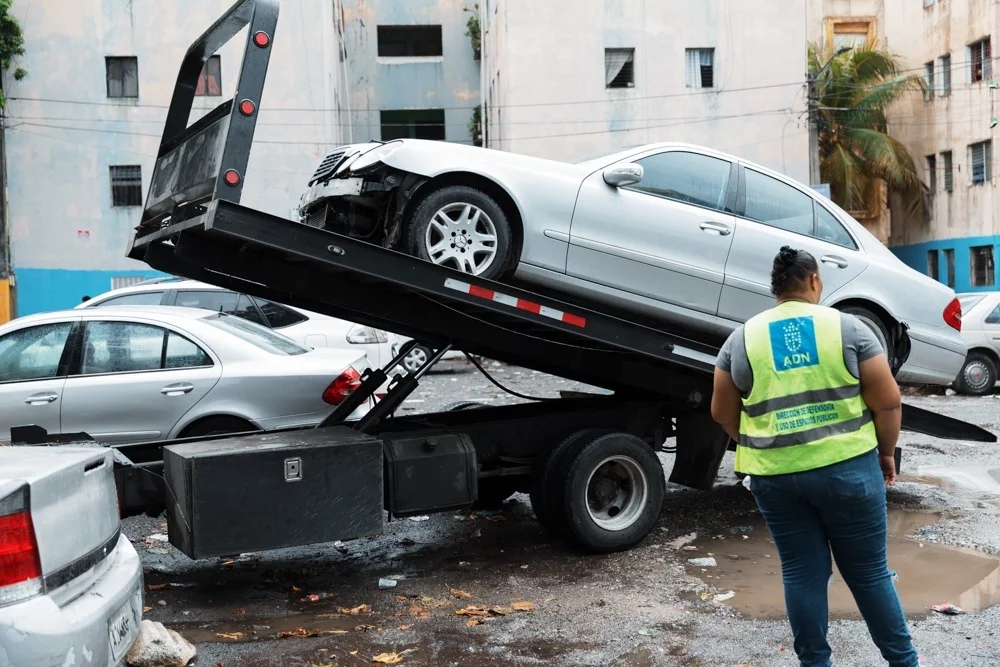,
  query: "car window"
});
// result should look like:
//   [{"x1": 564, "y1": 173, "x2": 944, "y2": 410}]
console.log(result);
[
  {"x1": 253, "y1": 297, "x2": 308, "y2": 328},
  {"x1": 91, "y1": 292, "x2": 165, "y2": 307},
  {"x1": 175, "y1": 290, "x2": 239, "y2": 314},
  {"x1": 82, "y1": 322, "x2": 166, "y2": 374},
  {"x1": 164, "y1": 332, "x2": 213, "y2": 369},
  {"x1": 233, "y1": 294, "x2": 268, "y2": 326},
  {"x1": 814, "y1": 204, "x2": 858, "y2": 249},
  {"x1": 743, "y1": 169, "x2": 814, "y2": 236},
  {"x1": 959, "y1": 294, "x2": 985, "y2": 313},
  {"x1": 630, "y1": 151, "x2": 731, "y2": 211},
  {"x1": 985, "y1": 304, "x2": 1000, "y2": 325},
  {"x1": 200, "y1": 312, "x2": 307, "y2": 356},
  {"x1": 0, "y1": 323, "x2": 73, "y2": 382}
]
